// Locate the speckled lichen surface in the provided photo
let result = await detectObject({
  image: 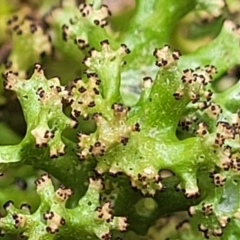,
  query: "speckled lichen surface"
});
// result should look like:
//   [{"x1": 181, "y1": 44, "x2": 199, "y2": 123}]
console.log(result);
[{"x1": 0, "y1": 0, "x2": 240, "y2": 239}]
